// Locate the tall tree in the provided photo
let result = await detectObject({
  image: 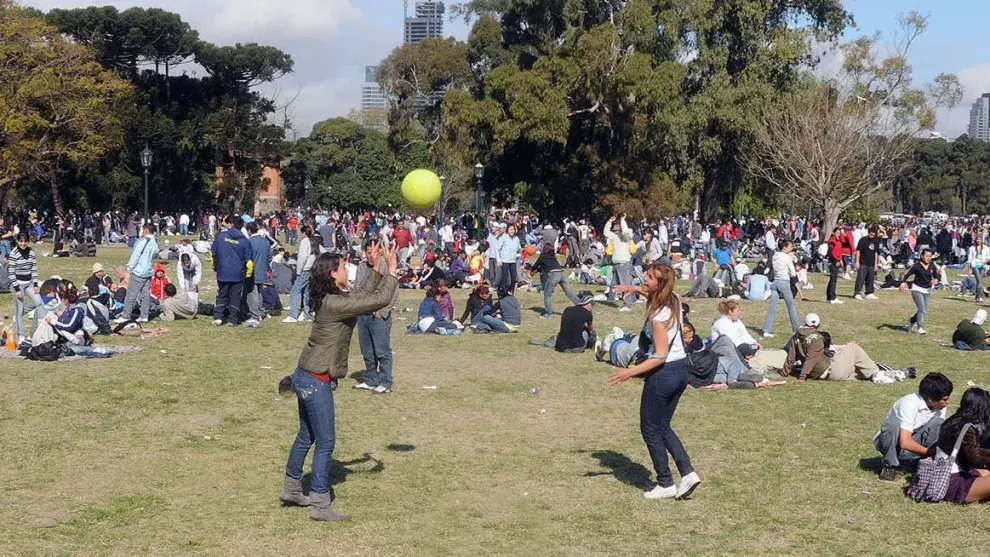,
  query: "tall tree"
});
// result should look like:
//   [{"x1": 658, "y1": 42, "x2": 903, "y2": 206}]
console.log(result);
[
  {"x1": 749, "y1": 12, "x2": 962, "y2": 232},
  {"x1": 0, "y1": 0, "x2": 131, "y2": 215}
]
